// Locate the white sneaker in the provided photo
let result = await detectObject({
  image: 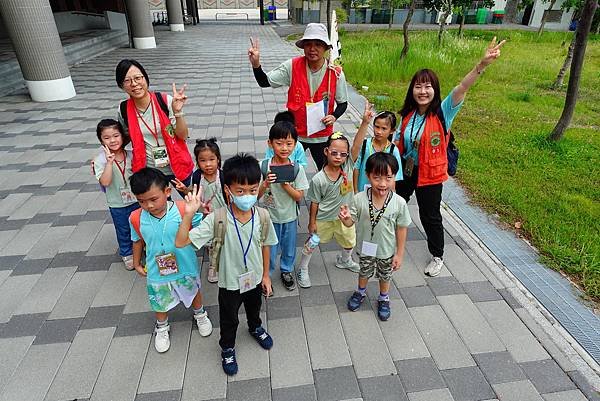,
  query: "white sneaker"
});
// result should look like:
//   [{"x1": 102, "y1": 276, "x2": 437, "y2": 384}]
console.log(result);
[
  {"x1": 424, "y1": 257, "x2": 444, "y2": 277},
  {"x1": 122, "y1": 255, "x2": 134, "y2": 271},
  {"x1": 194, "y1": 310, "x2": 213, "y2": 337},
  {"x1": 154, "y1": 324, "x2": 170, "y2": 353},
  {"x1": 335, "y1": 254, "x2": 360, "y2": 273},
  {"x1": 297, "y1": 268, "x2": 311, "y2": 288},
  {"x1": 207, "y1": 266, "x2": 218, "y2": 283}
]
